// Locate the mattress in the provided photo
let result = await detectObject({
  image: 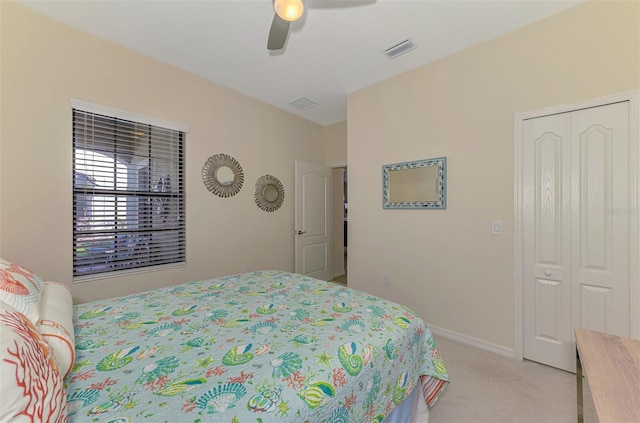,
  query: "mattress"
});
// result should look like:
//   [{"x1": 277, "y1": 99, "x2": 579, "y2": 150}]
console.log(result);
[{"x1": 64, "y1": 270, "x2": 448, "y2": 422}]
